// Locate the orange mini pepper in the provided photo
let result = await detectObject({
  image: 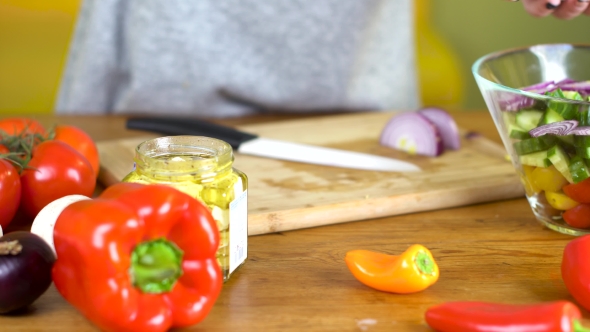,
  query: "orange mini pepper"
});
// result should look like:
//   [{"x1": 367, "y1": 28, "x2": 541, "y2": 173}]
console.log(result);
[{"x1": 345, "y1": 244, "x2": 439, "y2": 294}]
